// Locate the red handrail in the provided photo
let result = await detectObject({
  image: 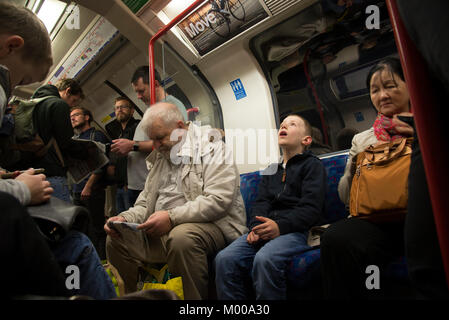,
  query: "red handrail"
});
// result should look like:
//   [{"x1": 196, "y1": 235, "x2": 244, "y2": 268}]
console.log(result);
[
  {"x1": 303, "y1": 49, "x2": 330, "y2": 146},
  {"x1": 148, "y1": 0, "x2": 204, "y2": 105},
  {"x1": 386, "y1": 0, "x2": 449, "y2": 286}
]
